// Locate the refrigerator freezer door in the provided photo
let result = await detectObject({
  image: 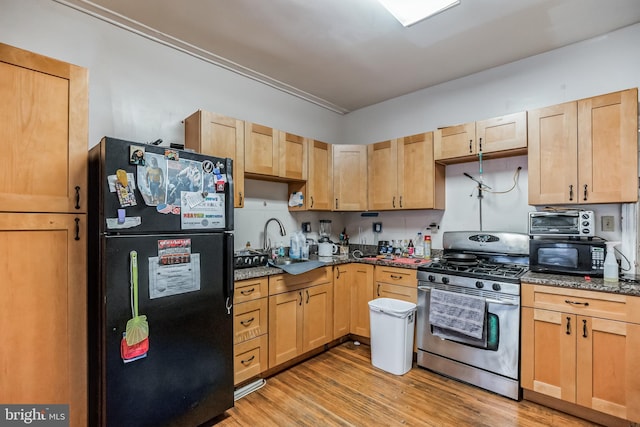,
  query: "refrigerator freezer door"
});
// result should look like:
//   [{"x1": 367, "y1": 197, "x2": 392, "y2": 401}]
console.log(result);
[
  {"x1": 102, "y1": 232, "x2": 234, "y2": 427},
  {"x1": 89, "y1": 137, "x2": 234, "y2": 235}
]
